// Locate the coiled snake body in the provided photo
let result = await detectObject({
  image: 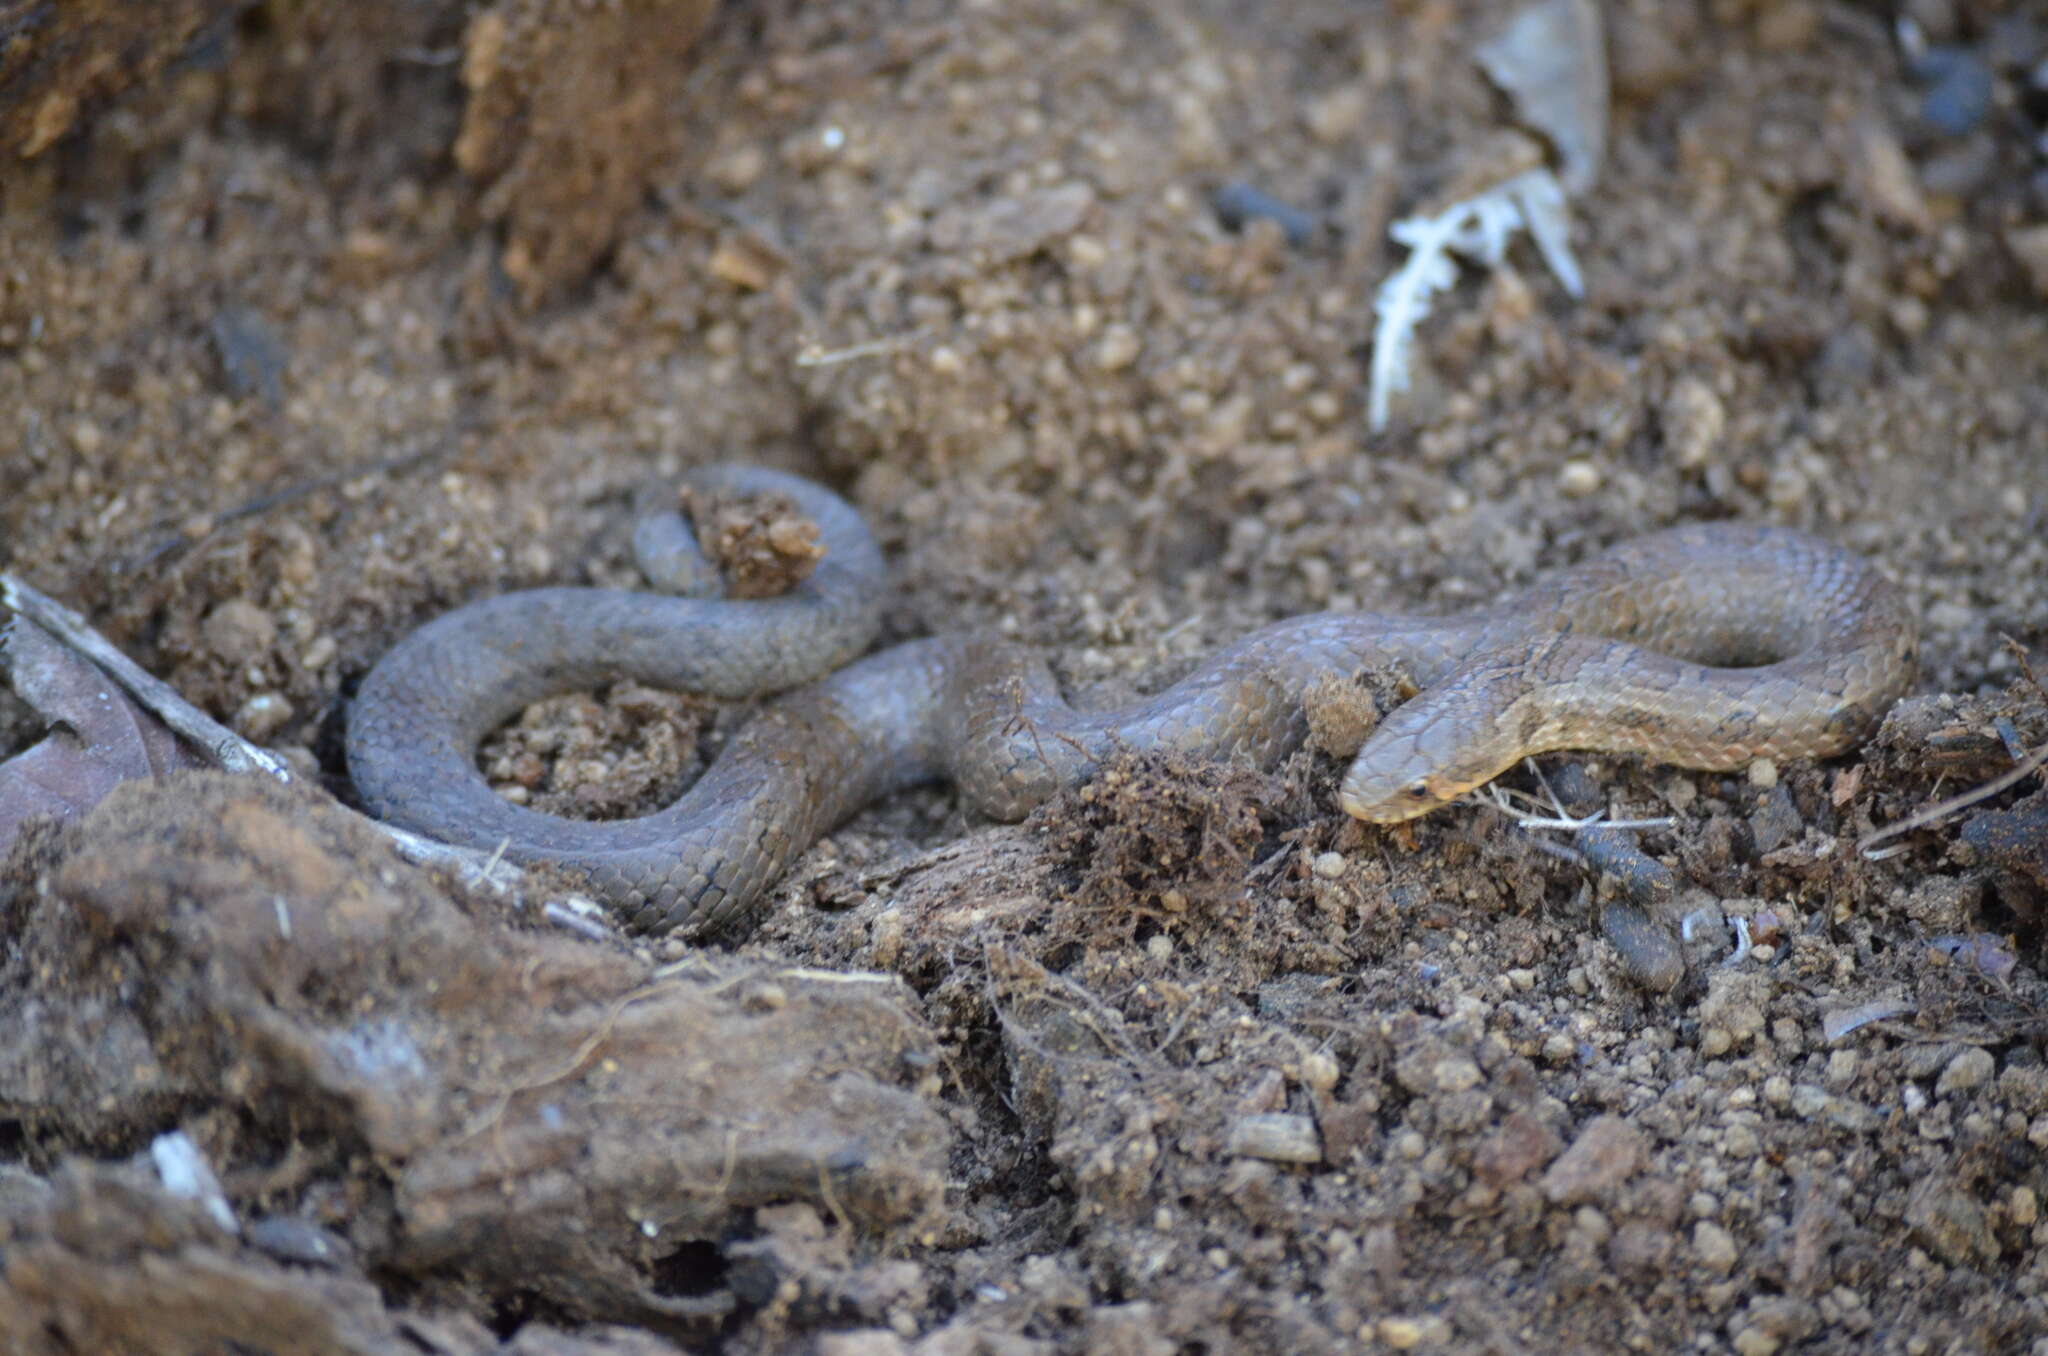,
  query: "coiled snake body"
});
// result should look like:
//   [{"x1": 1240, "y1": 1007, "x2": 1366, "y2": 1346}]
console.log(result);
[{"x1": 348, "y1": 466, "x2": 1916, "y2": 936}]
